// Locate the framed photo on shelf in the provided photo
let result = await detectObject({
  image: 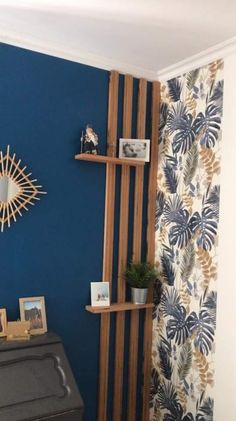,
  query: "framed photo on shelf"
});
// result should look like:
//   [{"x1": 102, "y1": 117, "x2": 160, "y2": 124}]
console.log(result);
[
  {"x1": 19, "y1": 296, "x2": 47, "y2": 335},
  {"x1": 119, "y1": 138, "x2": 150, "y2": 162},
  {"x1": 90, "y1": 282, "x2": 110, "y2": 307},
  {"x1": 0, "y1": 308, "x2": 7, "y2": 337}
]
